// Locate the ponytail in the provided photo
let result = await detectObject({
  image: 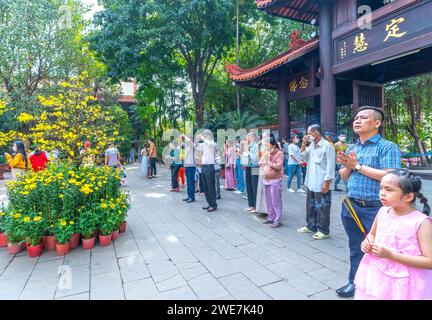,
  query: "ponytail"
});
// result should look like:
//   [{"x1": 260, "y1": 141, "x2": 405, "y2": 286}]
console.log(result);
[{"x1": 417, "y1": 192, "x2": 431, "y2": 216}]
